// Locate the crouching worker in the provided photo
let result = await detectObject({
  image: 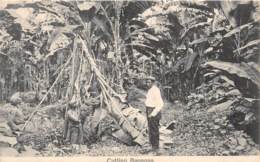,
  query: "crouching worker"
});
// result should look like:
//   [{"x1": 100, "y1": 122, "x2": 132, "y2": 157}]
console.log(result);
[
  {"x1": 4, "y1": 99, "x2": 26, "y2": 136},
  {"x1": 64, "y1": 99, "x2": 83, "y2": 153}
]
